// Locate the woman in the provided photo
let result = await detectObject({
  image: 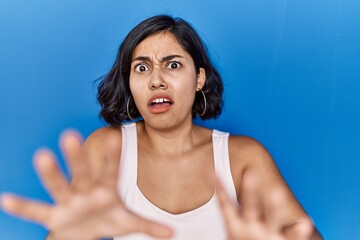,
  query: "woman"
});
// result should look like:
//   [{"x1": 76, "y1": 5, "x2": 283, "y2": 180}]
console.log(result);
[{"x1": 1, "y1": 15, "x2": 322, "y2": 239}]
